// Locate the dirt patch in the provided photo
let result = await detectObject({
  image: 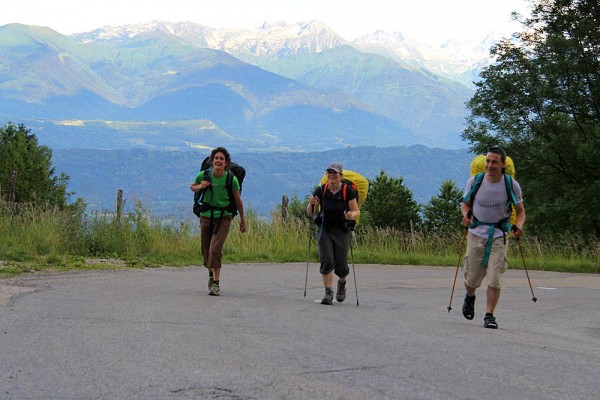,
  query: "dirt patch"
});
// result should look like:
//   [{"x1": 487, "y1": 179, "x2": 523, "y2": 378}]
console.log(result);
[
  {"x1": 0, "y1": 258, "x2": 131, "y2": 306},
  {"x1": 0, "y1": 281, "x2": 38, "y2": 306},
  {"x1": 84, "y1": 258, "x2": 128, "y2": 267}
]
